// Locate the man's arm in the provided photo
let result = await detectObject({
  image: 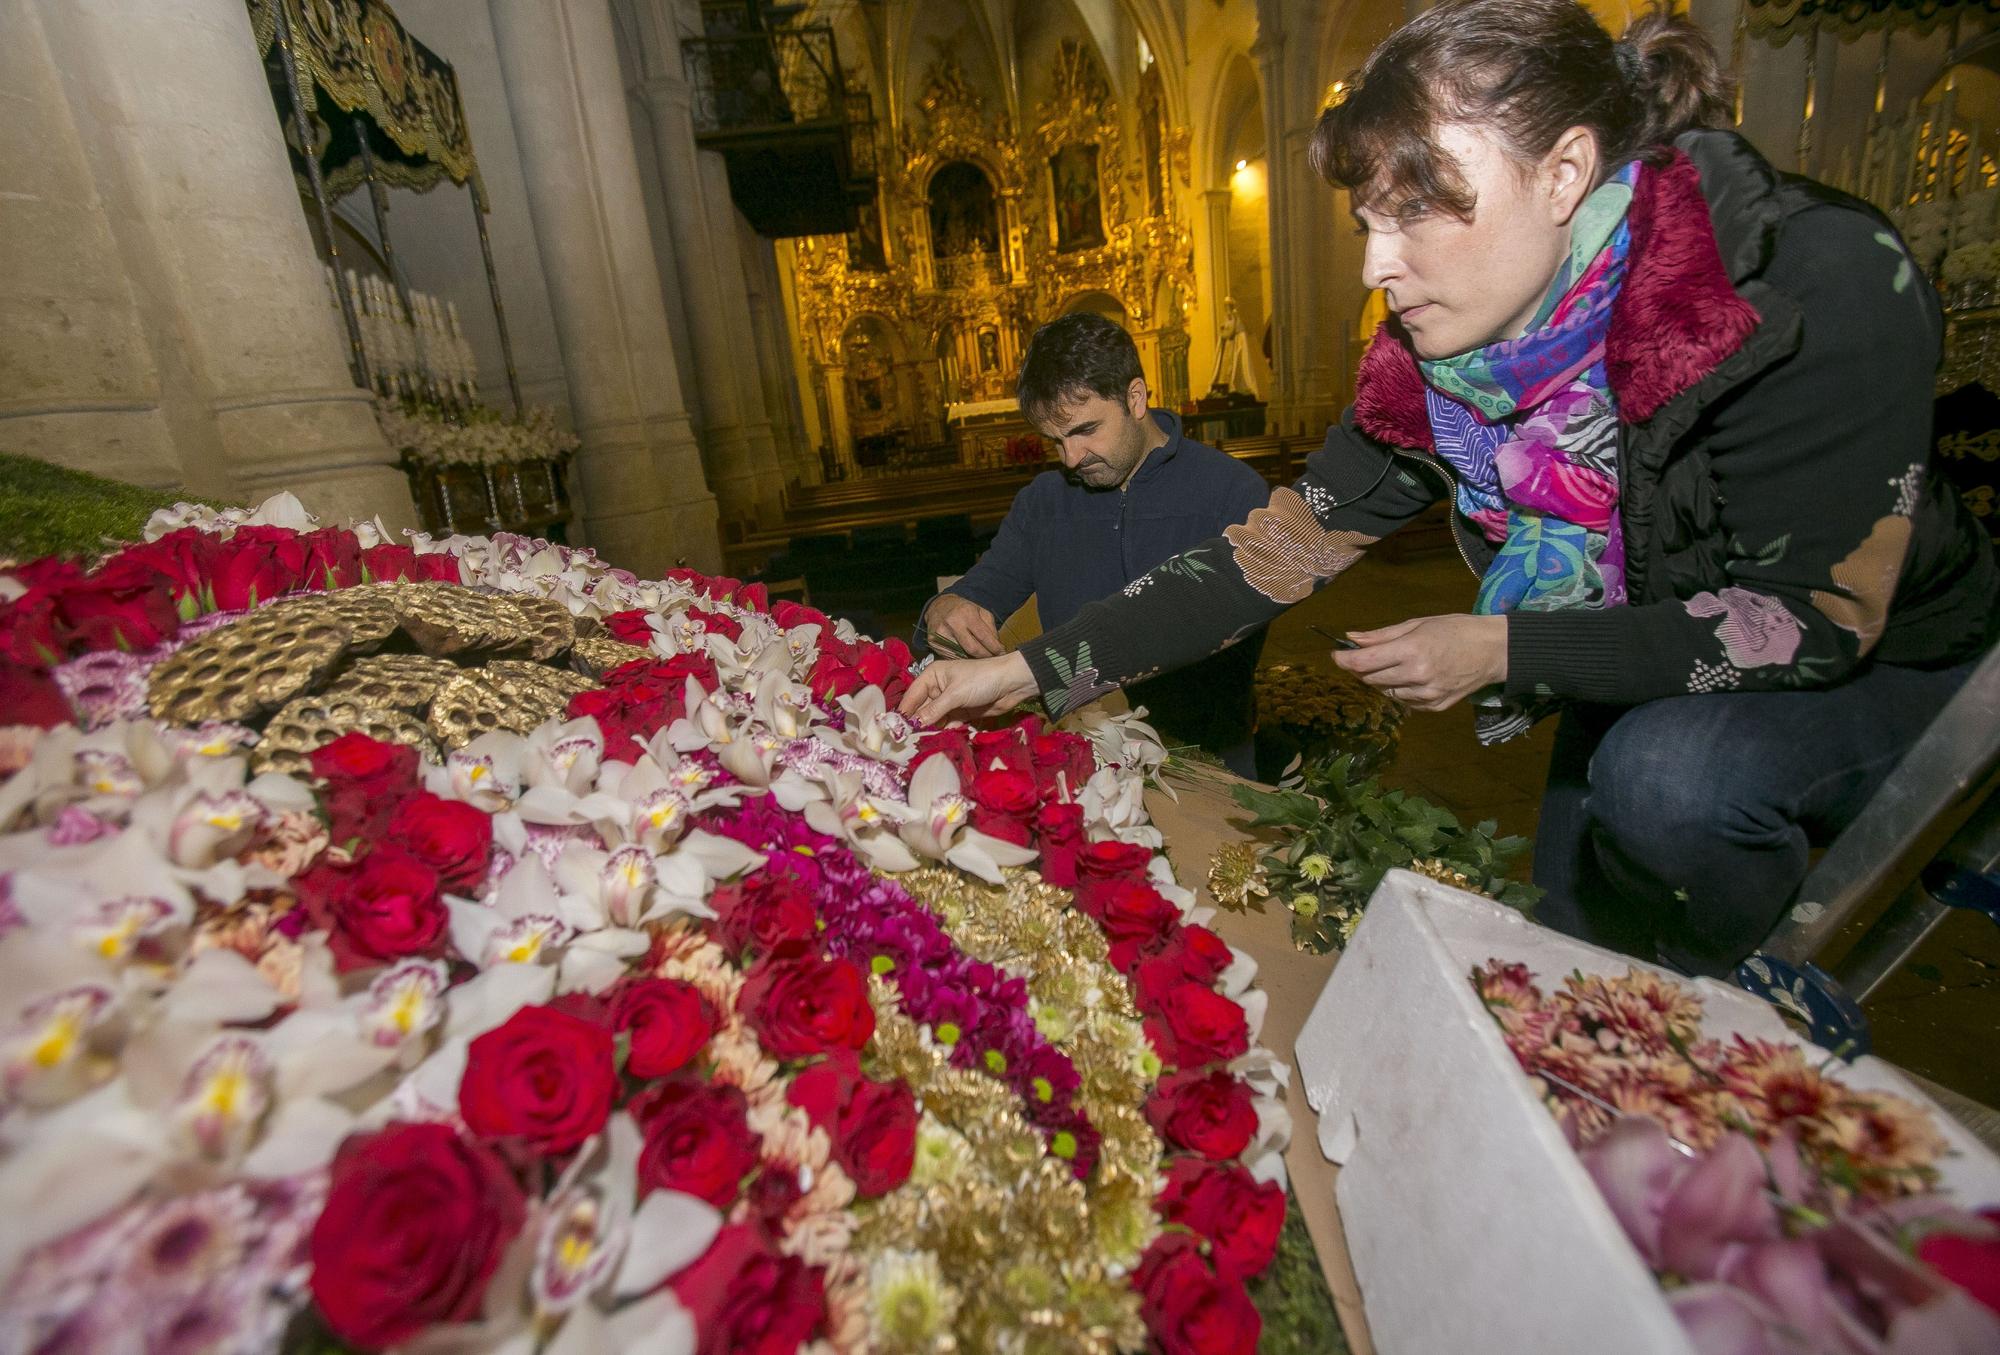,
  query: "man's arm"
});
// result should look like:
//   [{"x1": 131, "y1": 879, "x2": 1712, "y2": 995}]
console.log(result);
[{"x1": 915, "y1": 479, "x2": 1043, "y2": 656}]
